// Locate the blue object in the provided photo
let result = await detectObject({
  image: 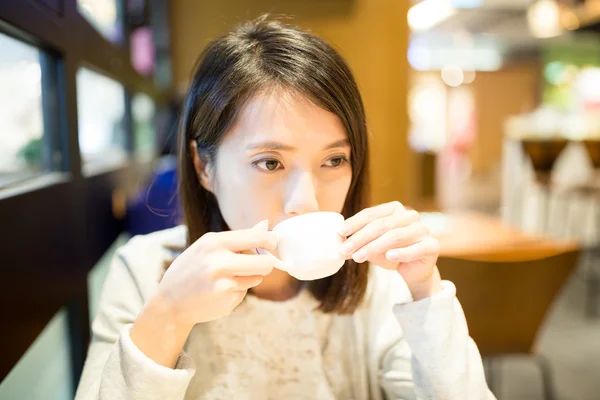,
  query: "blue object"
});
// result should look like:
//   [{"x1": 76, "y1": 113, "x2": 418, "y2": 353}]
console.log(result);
[{"x1": 126, "y1": 156, "x2": 182, "y2": 236}]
